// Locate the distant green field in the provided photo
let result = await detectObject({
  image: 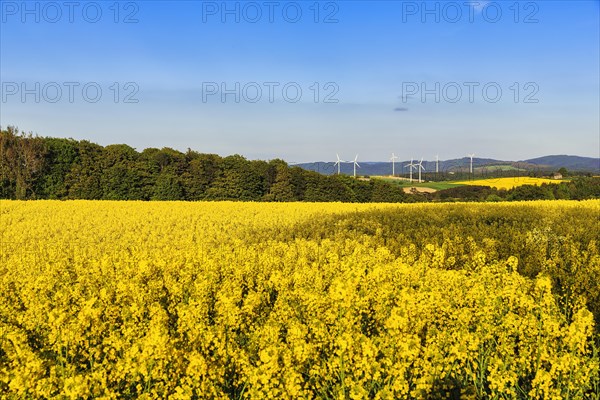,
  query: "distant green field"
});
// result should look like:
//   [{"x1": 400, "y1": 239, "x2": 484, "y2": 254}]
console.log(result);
[
  {"x1": 474, "y1": 165, "x2": 526, "y2": 172},
  {"x1": 411, "y1": 181, "x2": 464, "y2": 190},
  {"x1": 372, "y1": 177, "x2": 464, "y2": 190}
]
